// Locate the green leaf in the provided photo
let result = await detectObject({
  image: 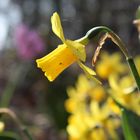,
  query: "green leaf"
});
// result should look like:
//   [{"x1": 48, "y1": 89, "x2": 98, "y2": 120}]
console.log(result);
[
  {"x1": 0, "y1": 136, "x2": 16, "y2": 140},
  {"x1": 0, "y1": 131, "x2": 20, "y2": 140},
  {"x1": 136, "y1": 6, "x2": 140, "y2": 19},
  {"x1": 112, "y1": 98, "x2": 140, "y2": 140},
  {"x1": 121, "y1": 108, "x2": 140, "y2": 140}
]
